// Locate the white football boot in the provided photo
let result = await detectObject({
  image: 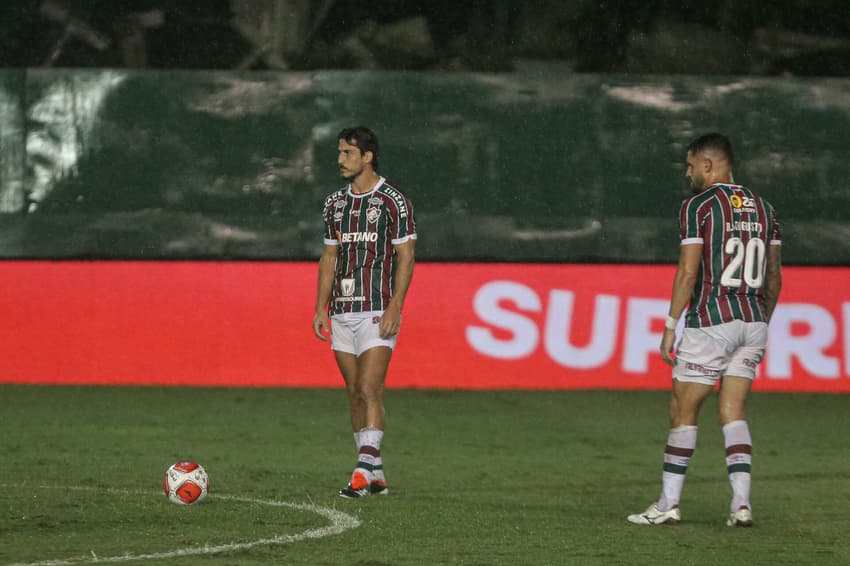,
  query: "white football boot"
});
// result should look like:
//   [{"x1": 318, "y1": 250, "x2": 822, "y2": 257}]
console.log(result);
[
  {"x1": 627, "y1": 503, "x2": 681, "y2": 525},
  {"x1": 726, "y1": 507, "x2": 753, "y2": 527}
]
